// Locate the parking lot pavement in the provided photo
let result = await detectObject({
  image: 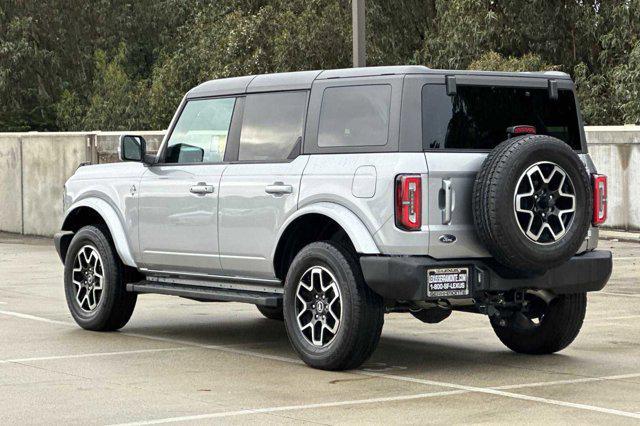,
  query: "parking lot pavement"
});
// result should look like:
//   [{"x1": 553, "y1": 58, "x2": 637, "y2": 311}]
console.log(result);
[{"x1": 0, "y1": 234, "x2": 639, "y2": 425}]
